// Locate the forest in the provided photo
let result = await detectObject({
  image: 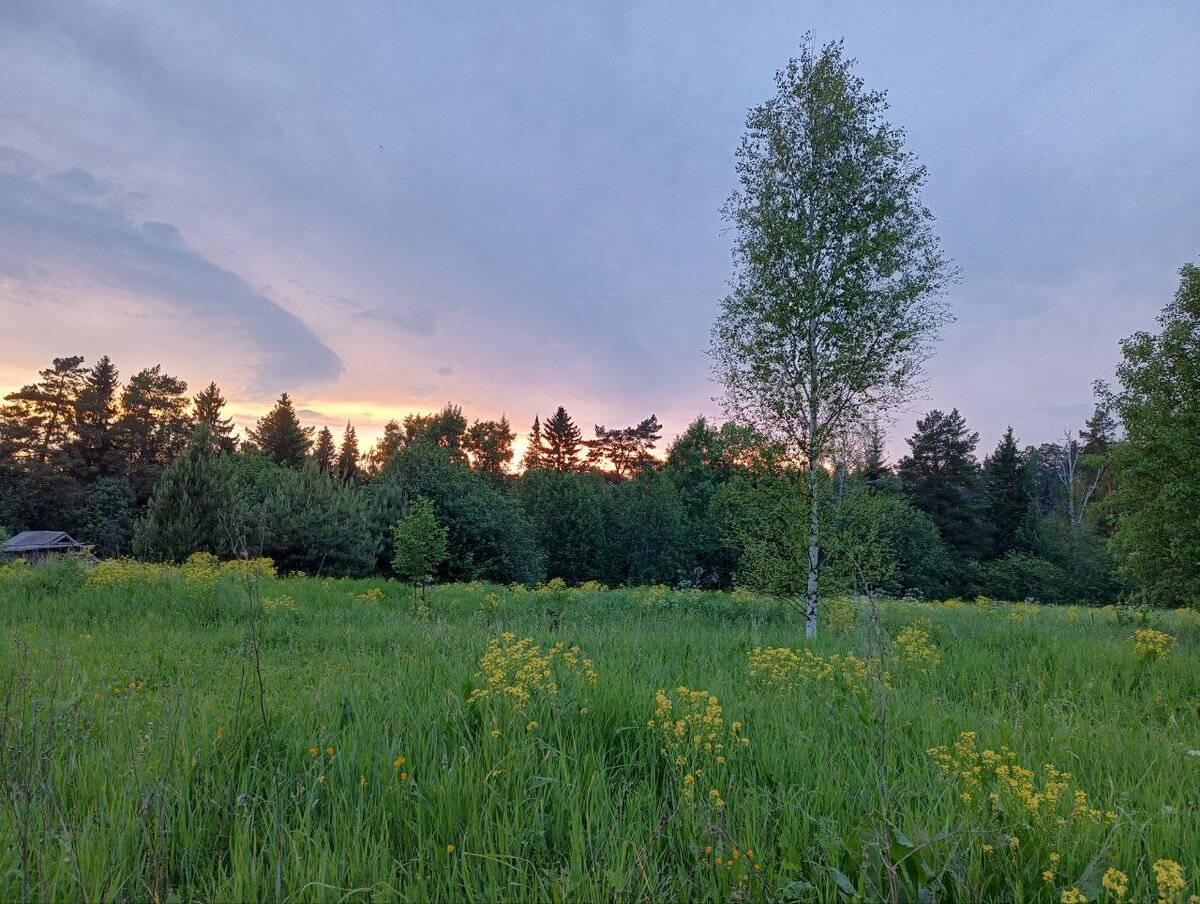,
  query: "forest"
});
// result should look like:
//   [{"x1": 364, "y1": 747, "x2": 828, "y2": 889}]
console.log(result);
[{"x1": 2, "y1": 254, "x2": 1197, "y2": 611}]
